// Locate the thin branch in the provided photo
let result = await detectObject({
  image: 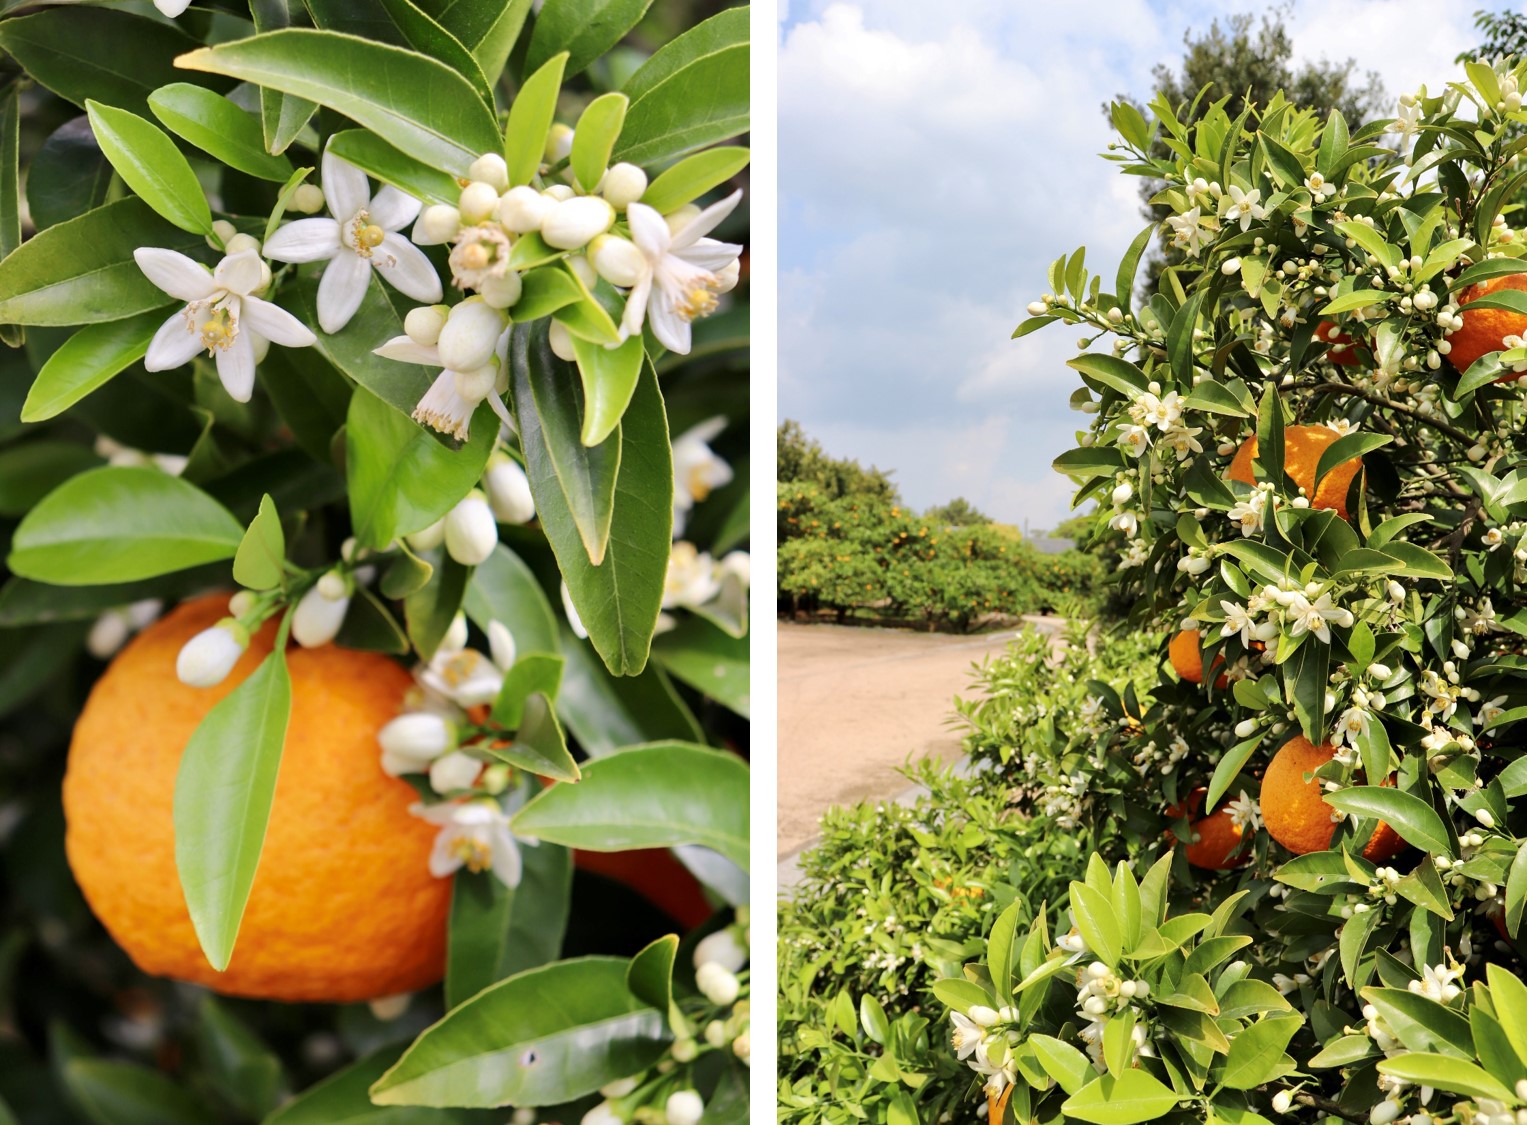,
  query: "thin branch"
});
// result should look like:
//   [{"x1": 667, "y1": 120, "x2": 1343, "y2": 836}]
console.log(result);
[{"x1": 1307, "y1": 380, "x2": 1476, "y2": 446}]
